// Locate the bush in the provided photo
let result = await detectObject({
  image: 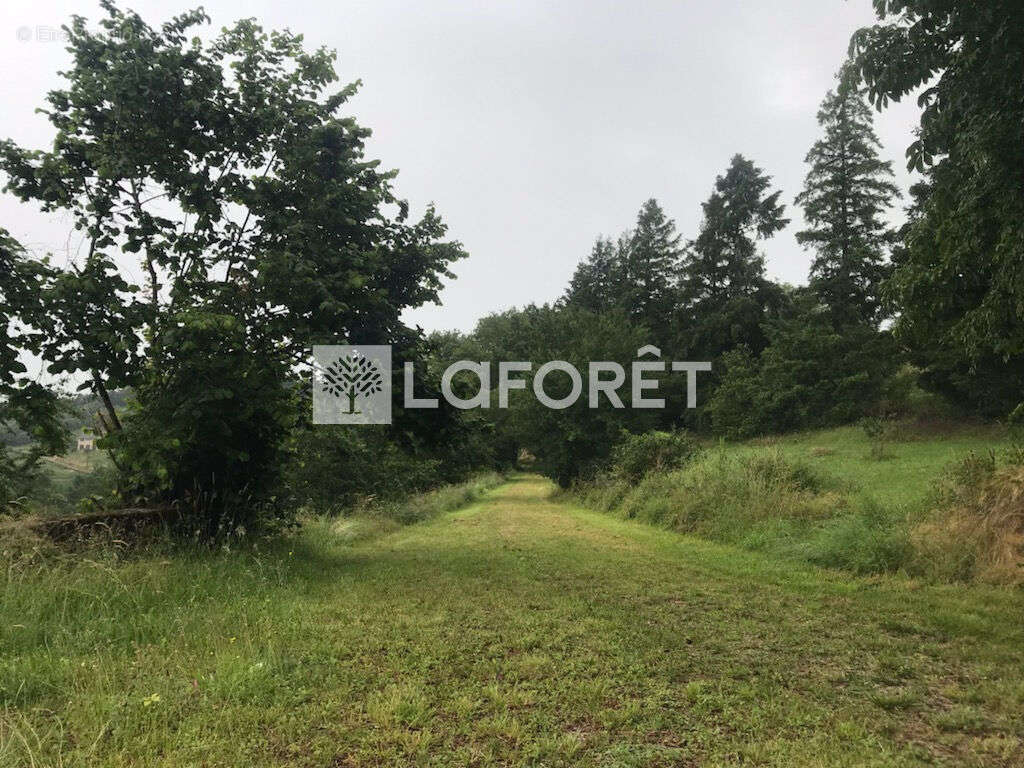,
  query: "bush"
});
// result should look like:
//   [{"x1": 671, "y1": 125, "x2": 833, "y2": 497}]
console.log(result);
[
  {"x1": 707, "y1": 296, "x2": 900, "y2": 438},
  {"x1": 608, "y1": 429, "x2": 702, "y2": 483},
  {"x1": 859, "y1": 416, "x2": 899, "y2": 460},
  {"x1": 706, "y1": 346, "x2": 766, "y2": 439},
  {"x1": 109, "y1": 313, "x2": 296, "y2": 537},
  {"x1": 287, "y1": 426, "x2": 445, "y2": 515}
]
